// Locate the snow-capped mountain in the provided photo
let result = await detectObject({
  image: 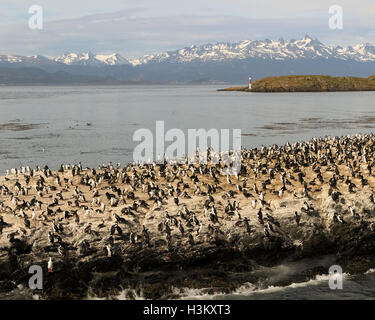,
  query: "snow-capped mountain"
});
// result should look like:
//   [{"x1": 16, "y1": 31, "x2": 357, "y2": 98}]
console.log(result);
[
  {"x1": 54, "y1": 52, "x2": 130, "y2": 66},
  {"x1": 1, "y1": 36, "x2": 374, "y2": 68},
  {"x1": 0, "y1": 52, "x2": 131, "y2": 66},
  {"x1": 129, "y1": 35, "x2": 375, "y2": 65},
  {"x1": 0, "y1": 54, "x2": 57, "y2": 65},
  {"x1": 0, "y1": 36, "x2": 374, "y2": 84}
]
